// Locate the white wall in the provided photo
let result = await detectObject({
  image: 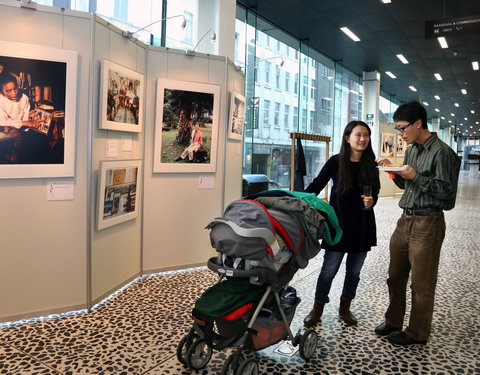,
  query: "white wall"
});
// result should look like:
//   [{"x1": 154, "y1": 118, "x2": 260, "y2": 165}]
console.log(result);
[{"x1": 0, "y1": 1, "x2": 245, "y2": 321}]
